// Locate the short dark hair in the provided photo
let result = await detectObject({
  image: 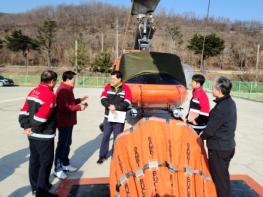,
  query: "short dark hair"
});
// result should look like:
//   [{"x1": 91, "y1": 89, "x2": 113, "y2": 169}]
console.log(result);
[
  {"x1": 62, "y1": 71, "x2": 76, "y2": 82},
  {"x1": 111, "y1": 70, "x2": 123, "y2": 79},
  {"x1": 41, "y1": 70, "x2": 57, "y2": 83},
  {"x1": 214, "y1": 76, "x2": 232, "y2": 95},
  {"x1": 192, "y1": 74, "x2": 205, "y2": 86}
]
